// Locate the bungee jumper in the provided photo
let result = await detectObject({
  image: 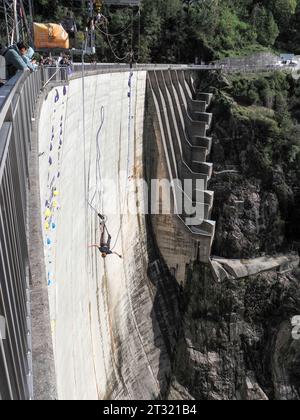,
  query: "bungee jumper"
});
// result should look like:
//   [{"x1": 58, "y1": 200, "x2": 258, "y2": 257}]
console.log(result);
[{"x1": 89, "y1": 213, "x2": 122, "y2": 259}]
